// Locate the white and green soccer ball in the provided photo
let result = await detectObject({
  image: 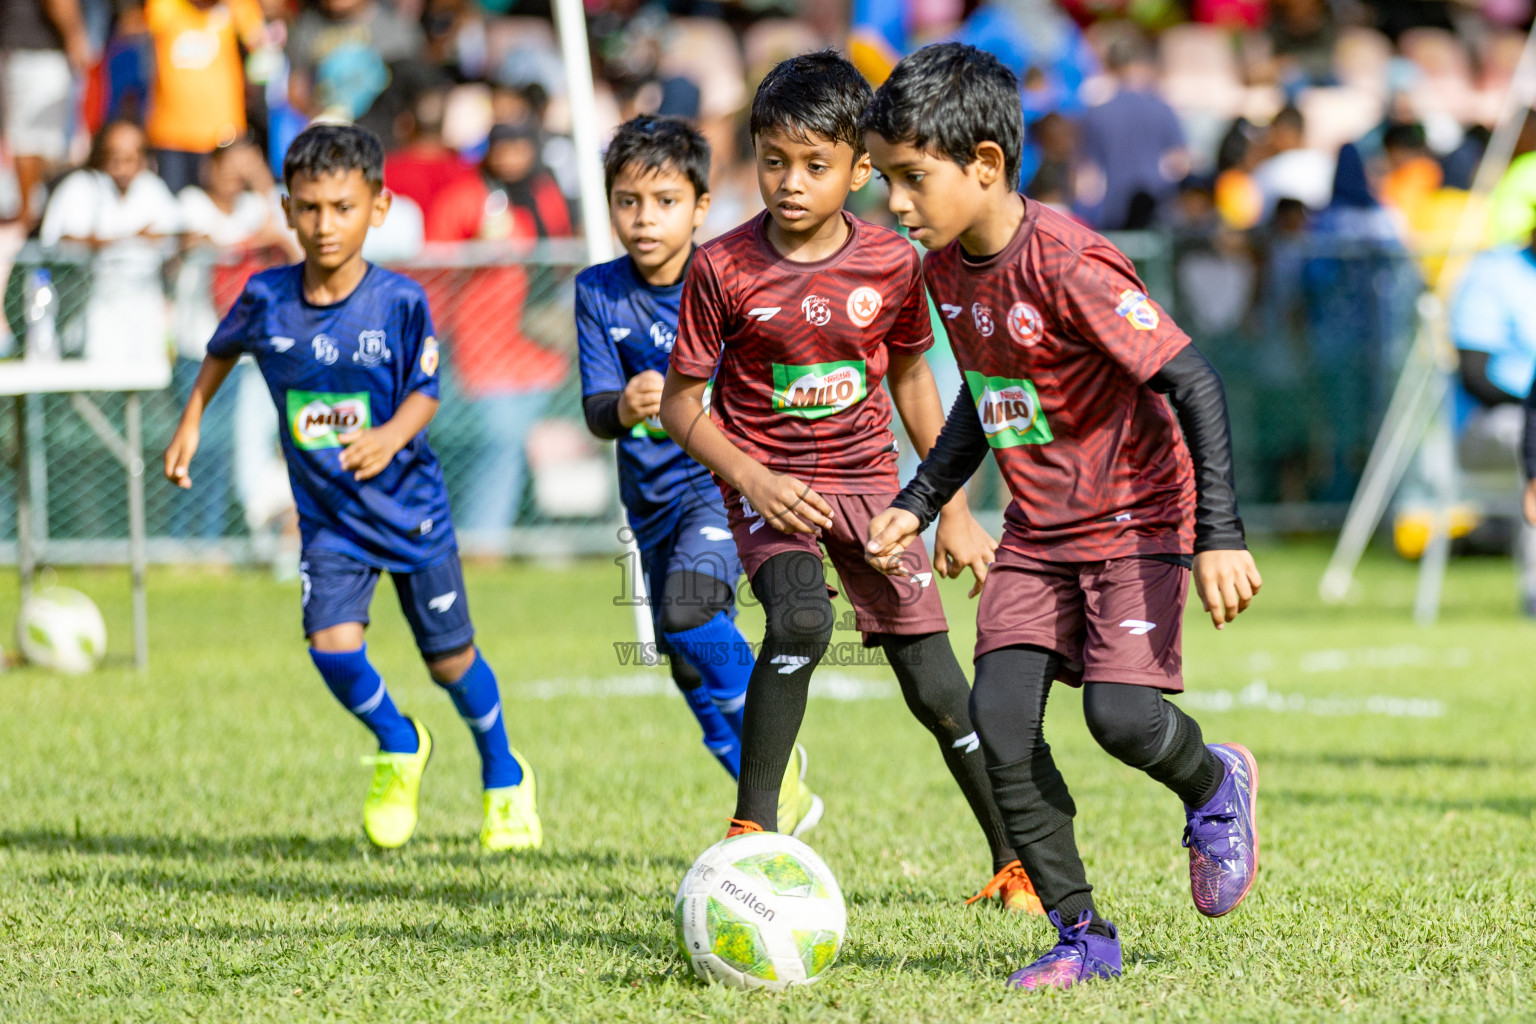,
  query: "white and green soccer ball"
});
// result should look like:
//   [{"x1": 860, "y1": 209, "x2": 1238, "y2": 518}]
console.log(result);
[
  {"x1": 674, "y1": 831, "x2": 846, "y2": 990},
  {"x1": 17, "y1": 587, "x2": 106, "y2": 673}
]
